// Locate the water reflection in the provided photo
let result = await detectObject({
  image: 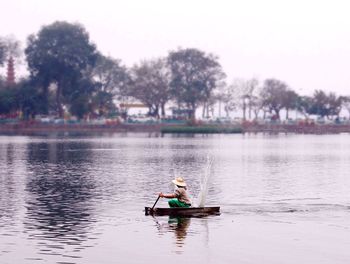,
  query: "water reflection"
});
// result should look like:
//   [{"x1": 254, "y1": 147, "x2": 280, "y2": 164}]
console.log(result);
[
  {"x1": 168, "y1": 217, "x2": 191, "y2": 247},
  {"x1": 0, "y1": 144, "x2": 16, "y2": 221},
  {"x1": 24, "y1": 140, "x2": 98, "y2": 259},
  {"x1": 154, "y1": 216, "x2": 191, "y2": 252},
  {"x1": 26, "y1": 141, "x2": 94, "y2": 164}
]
